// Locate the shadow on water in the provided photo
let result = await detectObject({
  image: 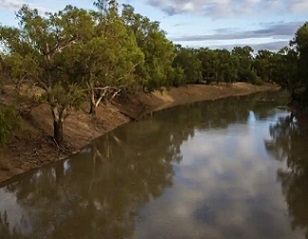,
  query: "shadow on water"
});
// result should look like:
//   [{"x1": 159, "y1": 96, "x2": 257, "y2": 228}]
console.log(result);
[
  {"x1": 265, "y1": 113, "x2": 308, "y2": 238},
  {"x1": 0, "y1": 91, "x2": 293, "y2": 239},
  {"x1": 0, "y1": 117, "x2": 188, "y2": 239}
]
